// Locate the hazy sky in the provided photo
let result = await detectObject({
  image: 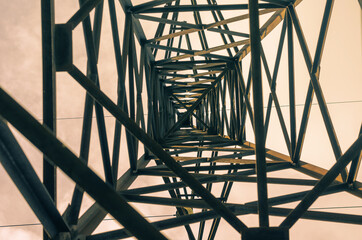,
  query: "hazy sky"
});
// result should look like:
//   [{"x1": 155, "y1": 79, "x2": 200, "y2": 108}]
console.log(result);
[{"x1": 0, "y1": 0, "x2": 361, "y2": 239}]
